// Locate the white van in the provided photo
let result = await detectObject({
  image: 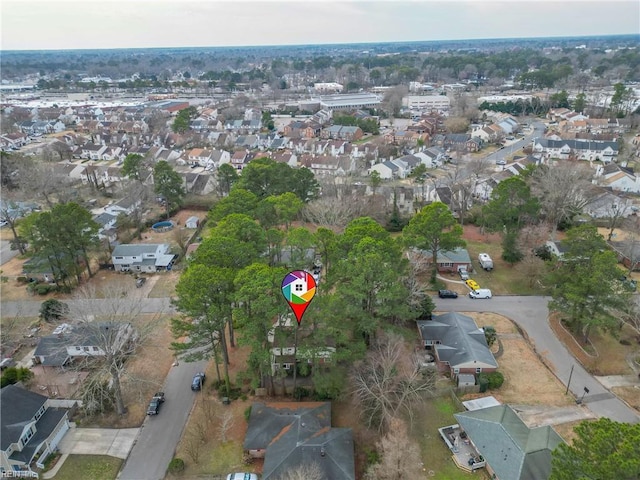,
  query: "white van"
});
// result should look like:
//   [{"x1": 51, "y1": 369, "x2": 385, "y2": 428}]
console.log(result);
[
  {"x1": 469, "y1": 288, "x2": 492, "y2": 299},
  {"x1": 226, "y1": 474, "x2": 258, "y2": 480}
]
